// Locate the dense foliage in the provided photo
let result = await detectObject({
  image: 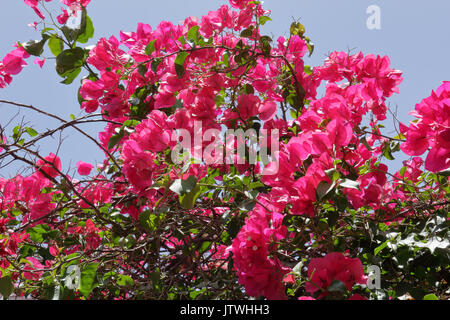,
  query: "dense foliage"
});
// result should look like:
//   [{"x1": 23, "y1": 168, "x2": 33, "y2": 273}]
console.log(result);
[{"x1": 0, "y1": 0, "x2": 448, "y2": 300}]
